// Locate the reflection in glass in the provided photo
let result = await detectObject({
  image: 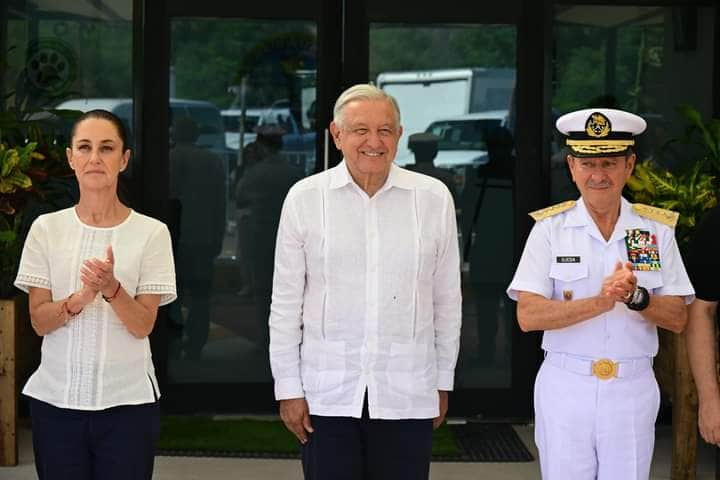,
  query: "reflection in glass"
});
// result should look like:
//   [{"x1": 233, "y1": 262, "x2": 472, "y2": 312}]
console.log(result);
[
  {"x1": 551, "y1": 6, "x2": 715, "y2": 203},
  {"x1": 167, "y1": 19, "x2": 316, "y2": 384},
  {"x1": 4, "y1": 4, "x2": 133, "y2": 172},
  {"x1": 169, "y1": 117, "x2": 227, "y2": 360},
  {"x1": 371, "y1": 24, "x2": 516, "y2": 389}
]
